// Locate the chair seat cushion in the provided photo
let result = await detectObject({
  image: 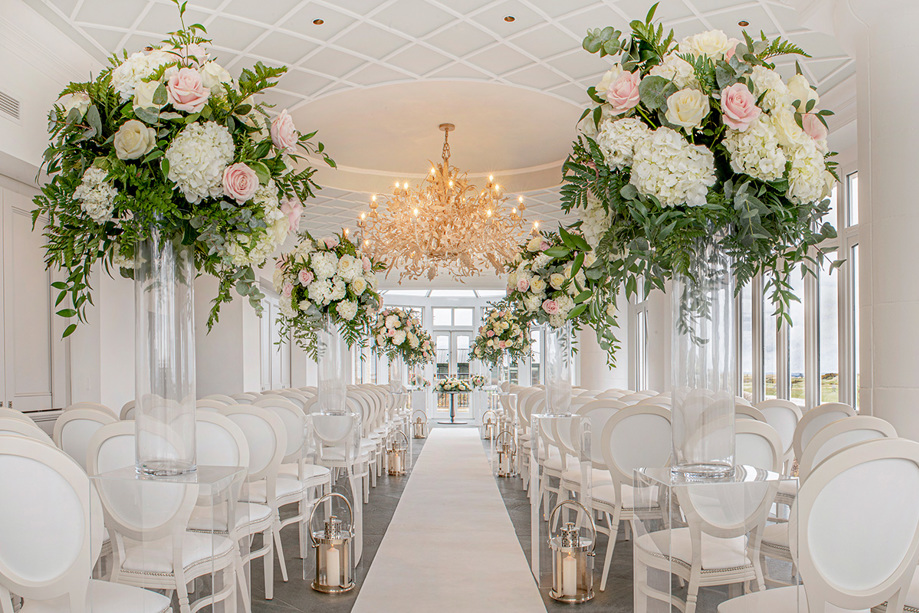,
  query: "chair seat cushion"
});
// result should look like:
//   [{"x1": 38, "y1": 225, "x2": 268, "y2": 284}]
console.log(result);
[
  {"x1": 761, "y1": 522, "x2": 789, "y2": 551},
  {"x1": 637, "y1": 527, "x2": 748, "y2": 570},
  {"x1": 279, "y1": 462, "x2": 332, "y2": 482},
  {"x1": 242, "y1": 475, "x2": 305, "y2": 504},
  {"x1": 717, "y1": 585, "x2": 869, "y2": 613},
  {"x1": 120, "y1": 532, "x2": 234, "y2": 574},
  {"x1": 187, "y1": 501, "x2": 272, "y2": 533},
  {"x1": 321, "y1": 448, "x2": 370, "y2": 463},
  {"x1": 22, "y1": 580, "x2": 171, "y2": 613},
  {"x1": 561, "y1": 467, "x2": 613, "y2": 486},
  {"x1": 593, "y1": 483, "x2": 657, "y2": 509}
]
